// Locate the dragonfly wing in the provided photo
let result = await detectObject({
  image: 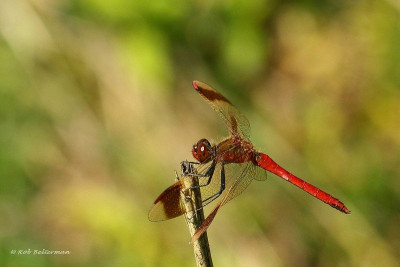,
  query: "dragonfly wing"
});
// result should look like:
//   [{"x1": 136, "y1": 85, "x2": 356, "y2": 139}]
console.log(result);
[
  {"x1": 191, "y1": 162, "x2": 256, "y2": 242},
  {"x1": 191, "y1": 201, "x2": 222, "y2": 243},
  {"x1": 221, "y1": 162, "x2": 256, "y2": 205},
  {"x1": 197, "y1": 163, "x2": 223, "y2": 203},
  {"x1": 194, "y1": 161, "x2": 251, "y2": 206},
  {"x1": 254, "y1": 166, "x2": 268, "y2": 181},
  {"x1": 148, "y1": 161, "x2": 231, "y2": 222},
  {"x1": 148, "y1": 180, "x2": 186, "y2": 221},
  {"x1": 195, "y1": 161, "x2": 258, "y2": 207},
  {"x1": 193, "y1": 81, "x2": 251, "y2": 139}
]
